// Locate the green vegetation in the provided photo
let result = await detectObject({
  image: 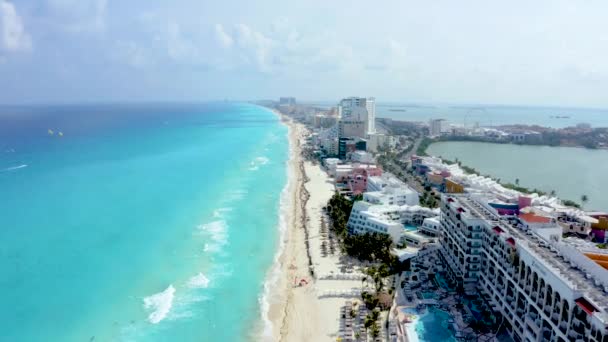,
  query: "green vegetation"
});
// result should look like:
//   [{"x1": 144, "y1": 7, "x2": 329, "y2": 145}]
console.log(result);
[
  {"x1": 420, "y1": 190, "x2": 439, "y2": 208},
  {"x1": 364, "y1": 264, "x2": 390, "y2": 292},
  {"x1": 343, "y1": 233, "x2": 394, "y2": 263},
  {"x1": 562, "y1": 199, "x2": 582, "y2": 209},
  {"x1": 501, "y1": 183, "x2": 547, "y2": 196},
  {"x1": 597, "y1": 243, "x2": 607, "y2": 249},
  {"x1": 326, "y1": 191, "x2": 354, "y2": 238},
  {"x1": 362, "y1": 307, "x2": 381, "y2": 338},
  {"x1": 442, "y1": 158, "x2": 584, "y2": 210},
  {"x1": 362, "y1": 291, "x2": 380, "y2": 310},
  {"x1": 326, "y1": 192, "x2": 403, "y2": 269},
  {"x1": 376, "y1": 150, "x2": 408, "y2": 180},
  {"x1": 432, "y1": 130, "x2": 606, "y2": 150},
  {"x1": 416, "y1": 137, "x2": 434, "y2": 156}
]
